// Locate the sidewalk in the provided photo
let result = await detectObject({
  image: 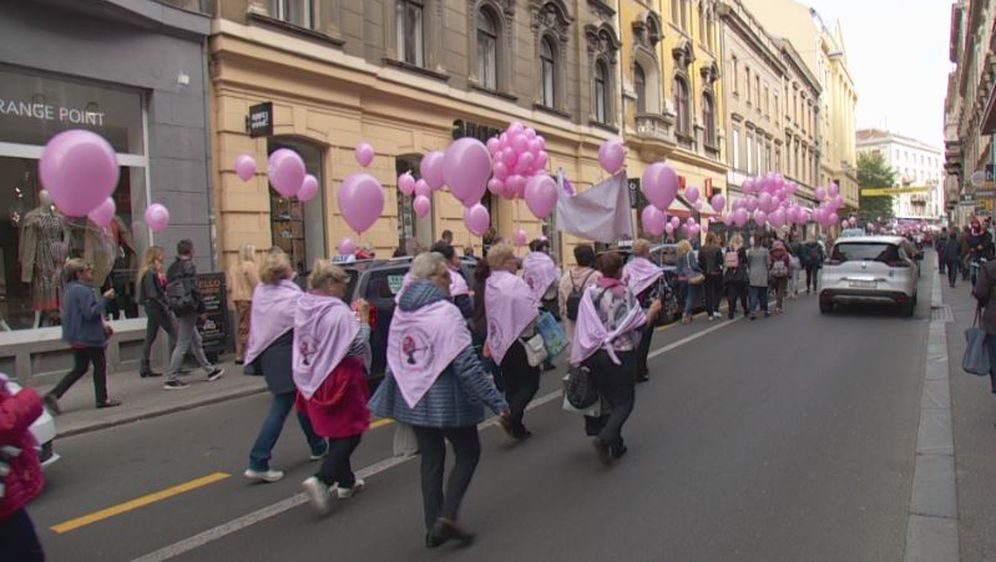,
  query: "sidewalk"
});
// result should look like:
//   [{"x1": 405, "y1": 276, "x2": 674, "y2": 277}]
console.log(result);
[
  {"x1": 30, "y1": 360, "x2": 266, "y2": 438},
  {"x1": 940, "y1": 272, "x2": 996, "y2": 562}
]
